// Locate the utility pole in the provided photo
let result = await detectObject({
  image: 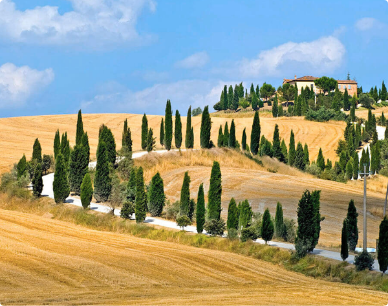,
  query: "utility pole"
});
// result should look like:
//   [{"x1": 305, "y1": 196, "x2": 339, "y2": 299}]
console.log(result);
[{"x1": 359, "y1": 164, "x2": 371, "y2": 251}]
